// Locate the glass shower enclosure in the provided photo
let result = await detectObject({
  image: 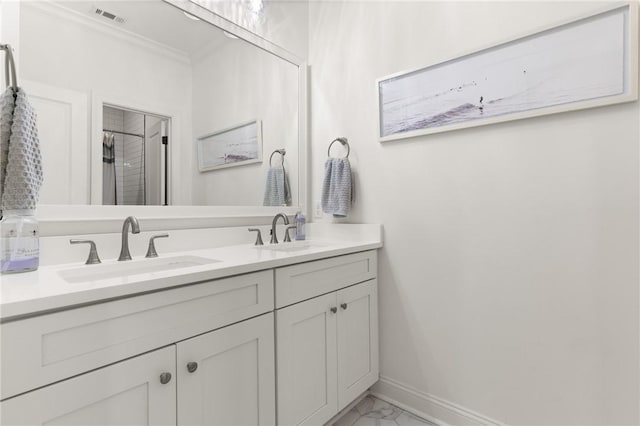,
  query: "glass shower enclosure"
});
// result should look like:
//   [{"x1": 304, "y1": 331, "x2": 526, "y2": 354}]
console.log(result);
[{"x1": 102, "y1": 105, "x2": 168, "y2": 205}]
